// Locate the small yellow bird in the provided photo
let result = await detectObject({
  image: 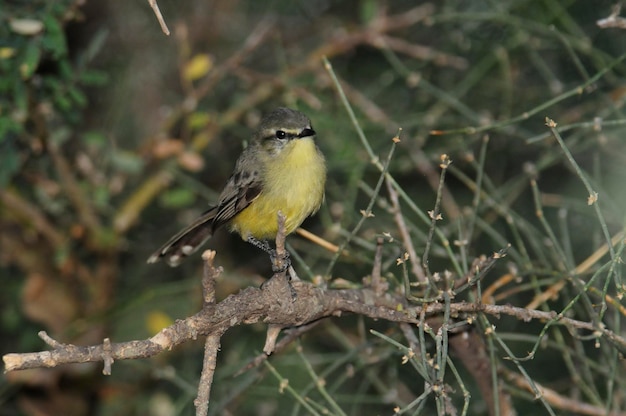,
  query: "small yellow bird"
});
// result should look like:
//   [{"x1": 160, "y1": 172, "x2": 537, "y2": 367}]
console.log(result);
[{"x1": 148, "y1": 107, "x2": 326, "y2": 268}]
